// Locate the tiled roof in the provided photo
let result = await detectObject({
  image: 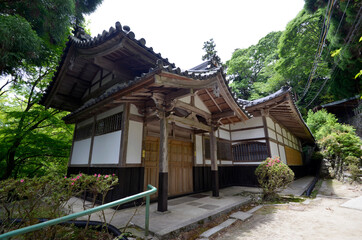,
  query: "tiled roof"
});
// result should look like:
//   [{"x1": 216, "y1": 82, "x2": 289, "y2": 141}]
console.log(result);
[
  {"x1": 238, "y1": 86, "x2": 291, "y2": 107},
  {"x1": 40, "y1": 22, "x2": 175, "y2": 105},
  {"x1": 63, "y1": 59, "x2": 251, "y2": 120}
]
